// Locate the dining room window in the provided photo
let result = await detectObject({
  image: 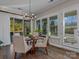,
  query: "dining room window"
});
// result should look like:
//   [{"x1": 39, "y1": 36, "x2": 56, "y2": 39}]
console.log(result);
[
  {"x1": 36, "y1": 20, "x2": 40, "y2": 31},
  {"x1": 42, "y1": 18, "x2": 47, "y2": 35},
  {"x1": 64, "y1": 10, "x2": 77, "y2": 44},
  {"x1": 49, "y1": 15, "x2": 58, "y2": 36},
  {"x1": 14, "y1": 18, "x2": 23, "y2": 32},
  {"x1": 24, "y1": 20, "x2": 31, "y2": 36},
  {"x1": 10, "y1": 18, "x2": 23, "y2": 42}
]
